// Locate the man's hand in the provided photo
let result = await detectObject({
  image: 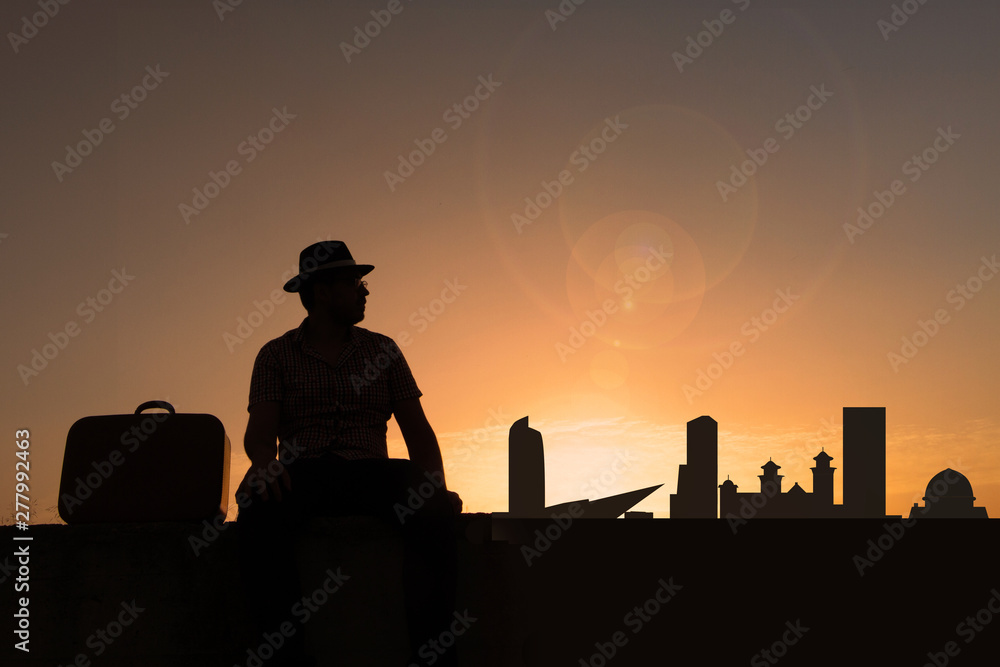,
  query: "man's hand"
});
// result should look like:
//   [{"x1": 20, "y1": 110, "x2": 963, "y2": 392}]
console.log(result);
[
  {"x1": 241, "y1": 401, "x2": 288, "y2": 502},
  {"x1": 237, "y1": 458, "x2": 292, "y2": 502},
  {"x1": 446, "y1": 489, "x2": 463, "y2": 515}
]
